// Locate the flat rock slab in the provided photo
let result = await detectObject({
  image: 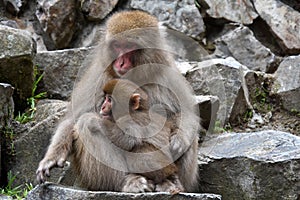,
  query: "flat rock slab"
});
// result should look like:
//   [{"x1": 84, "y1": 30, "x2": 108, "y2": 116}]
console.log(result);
[
  {"x1": 198, "y1": 130, "x2": 300, "y2": 199},
  {"x1": 25, "y1": 183, "x2": 222, "y2": 200}
]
